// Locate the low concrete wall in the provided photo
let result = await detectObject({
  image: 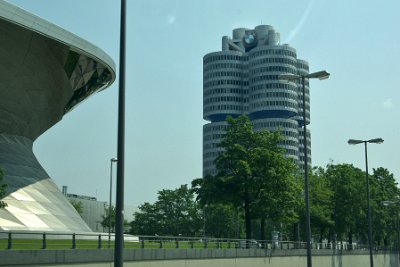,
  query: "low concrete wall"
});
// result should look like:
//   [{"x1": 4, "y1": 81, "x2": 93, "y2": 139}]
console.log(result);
[{"x1": 0, "y1": 249, "x2": 398, "y2": 267}]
